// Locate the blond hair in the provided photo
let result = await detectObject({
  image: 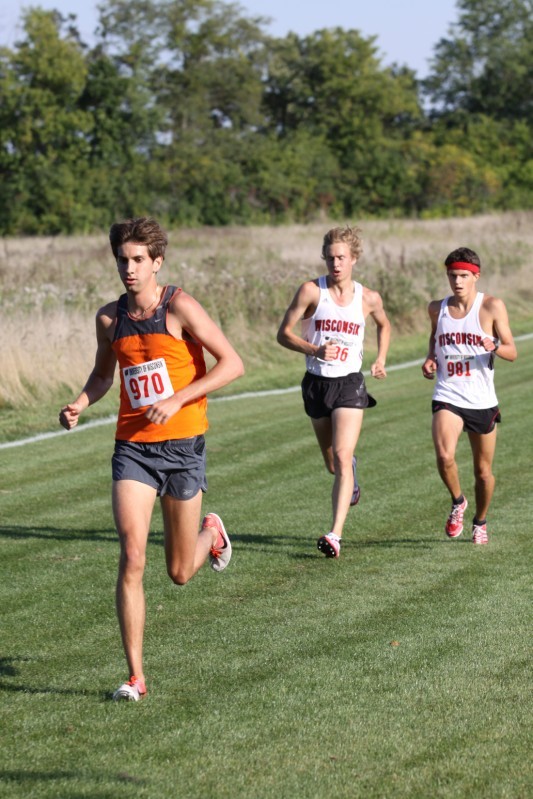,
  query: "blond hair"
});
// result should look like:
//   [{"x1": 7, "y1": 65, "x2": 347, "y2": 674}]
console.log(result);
[{"x1": 321, "y1": 225, "x2": 363, "y2": 261}]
